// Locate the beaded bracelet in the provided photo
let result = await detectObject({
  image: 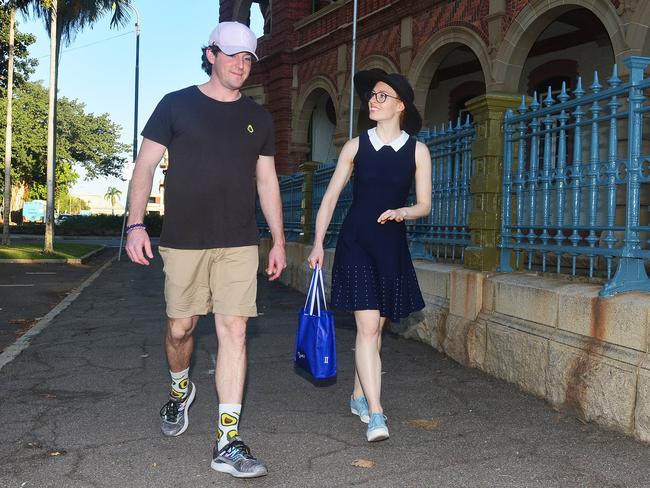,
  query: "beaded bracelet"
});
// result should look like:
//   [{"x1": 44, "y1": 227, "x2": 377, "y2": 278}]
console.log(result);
[{"x1": 126, "y1": 223, "x2": 146, "y2": 233}]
